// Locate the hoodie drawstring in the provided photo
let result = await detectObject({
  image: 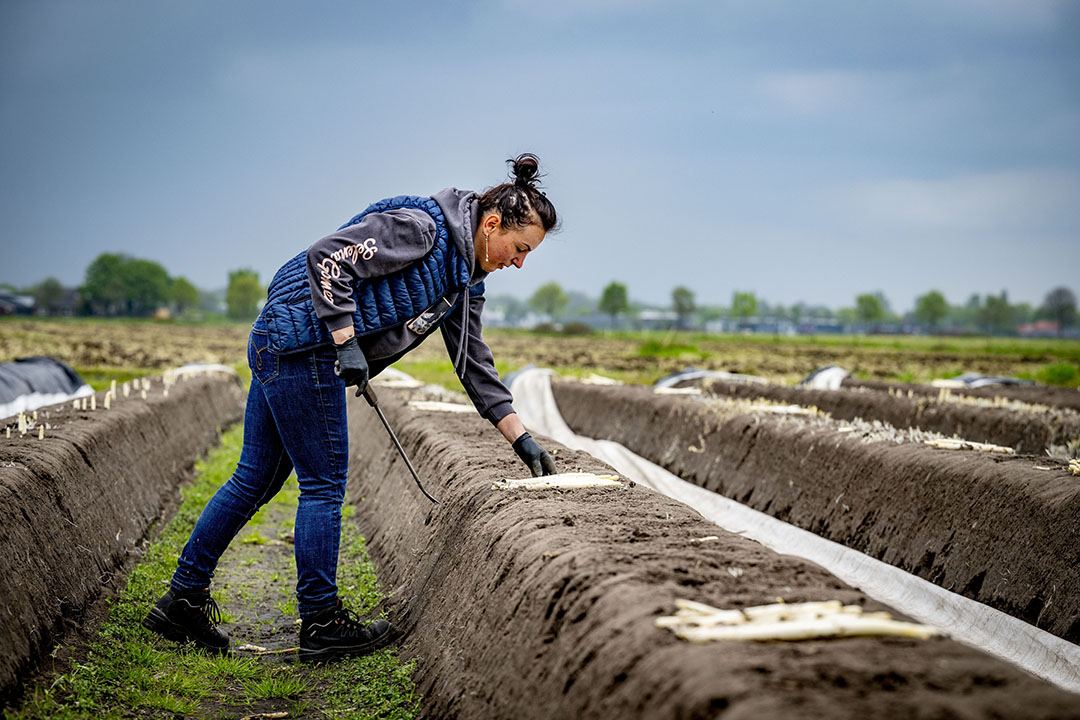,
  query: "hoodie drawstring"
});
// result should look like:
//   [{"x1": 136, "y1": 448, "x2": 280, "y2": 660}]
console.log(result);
[
  {"x1": 452, "y1": 197, "x2": 475, "y2": 380},
  {"x1": 453, "y1": 292, "x2": 469, "y2": 379}
]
